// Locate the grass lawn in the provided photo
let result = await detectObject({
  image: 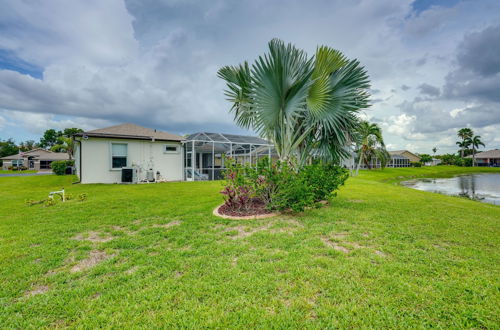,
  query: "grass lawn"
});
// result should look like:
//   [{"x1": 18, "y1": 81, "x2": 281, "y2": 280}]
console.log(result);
[
  {"x1": 0, "y1": 170, "x2": 37, "y2": 174},
  {"x1": 1, "y1": 166, "x2": 499, "y2": 328}
]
